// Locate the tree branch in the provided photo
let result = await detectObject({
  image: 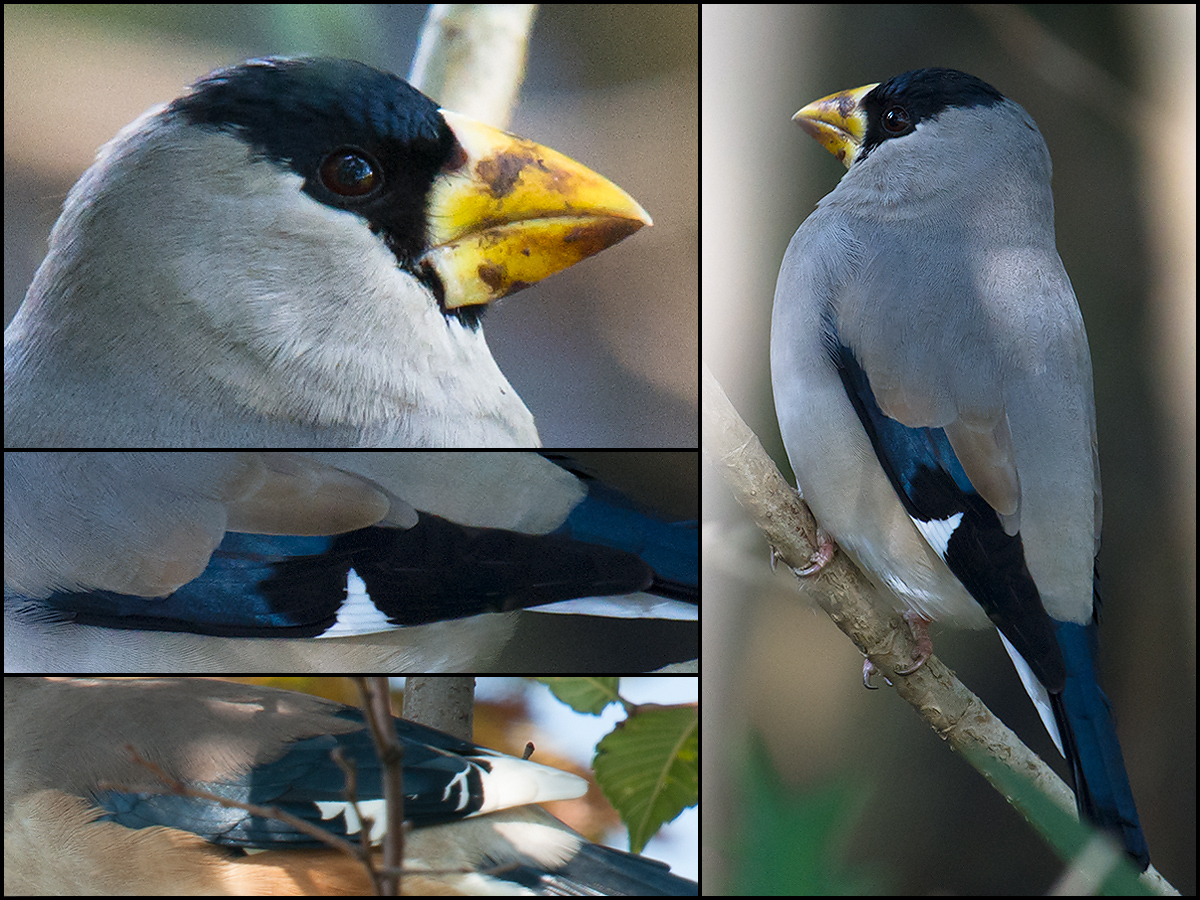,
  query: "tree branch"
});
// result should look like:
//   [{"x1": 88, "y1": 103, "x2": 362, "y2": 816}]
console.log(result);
[{"x1": 409, "y1": 4, "x2": 536, "y2": 127}]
